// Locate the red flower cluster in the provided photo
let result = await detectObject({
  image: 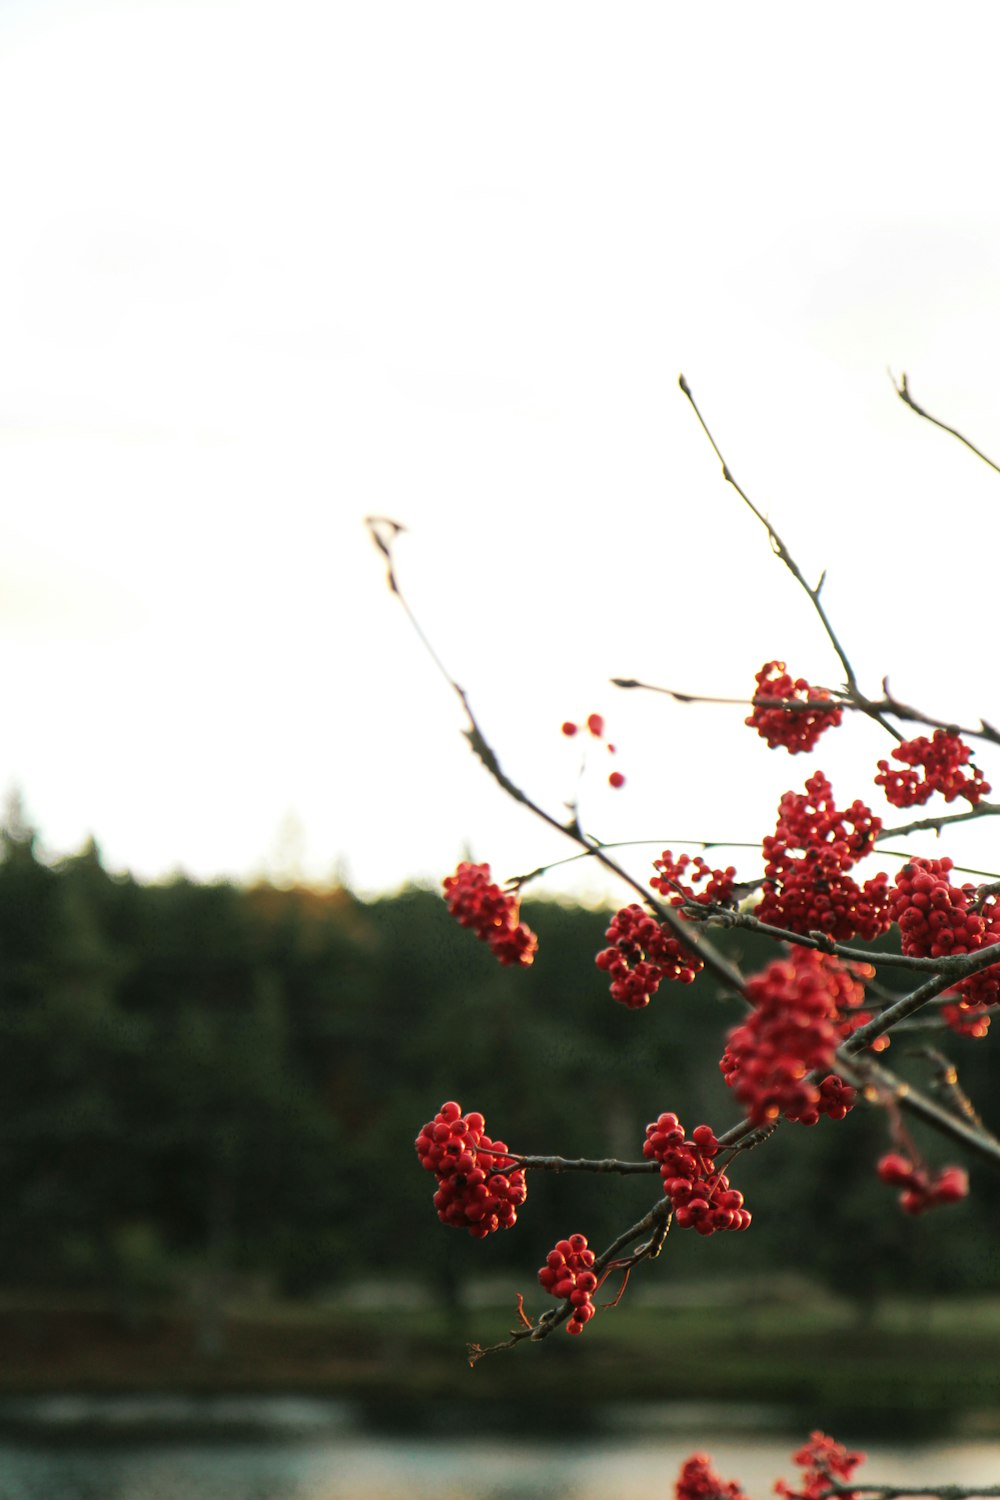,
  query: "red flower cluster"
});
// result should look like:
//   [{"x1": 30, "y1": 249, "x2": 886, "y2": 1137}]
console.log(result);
[
  {"x1": 745, "y1": 660, "x2": 844, "y2": 754},
  {"x1": 675, "y1": 1453, "x2": 748, "y2": 1500},
  {"x1": 415, "y1": 1101, "x2": 527, "y2": 1238},
  {"x1": 442, "y1": 862, "x2": 538, "y2": 967},
  {"x1": 877, "y1": 1152, "x2": 969, "y2": 1215},
  {"x1": 650, "y1": 850, "x2": 738, "y2": 909},
  {"x1": 643, "y1": 1112, "x2": 751, "y2": 1235},
  {"x1": 756, "y1": 772, "x2": 890, "y2": 942},
  {"x1": 776, "y1": 1431, "x2": 866, "y2": 1500},
  {"x1": 595, "y1": 904, "x2": 703, "y2": 1007},
  {"x1": 537, "y1": 1233, "x2": 598, "y2": 1335},
  {"x1": 876, "y1": 729, "x2": 991, "y2": 808},
  {"x1": 888, "y1": 857, "x2": 1000, "y2": 1034},
  {"x1": 720, "y1": 948, "x2": 874, "y2": 1127}
]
